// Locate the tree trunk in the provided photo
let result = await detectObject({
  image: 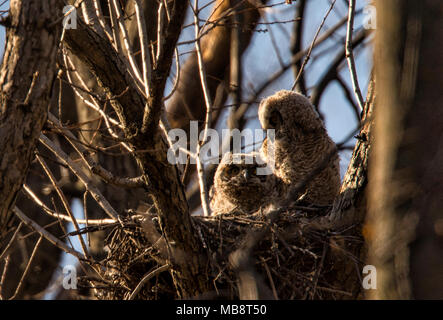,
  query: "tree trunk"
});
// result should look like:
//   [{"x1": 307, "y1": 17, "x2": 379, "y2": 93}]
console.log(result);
[
  {"x1": 0, "y1": 1, "x2": 64, "y2": 299},
  {"x1": 0, "y1": 0, "x2": 64, "y2": 235},
  {"x1": 367, "y1": 0, "x2": 443, "y2": 299}
]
